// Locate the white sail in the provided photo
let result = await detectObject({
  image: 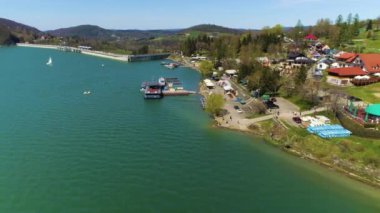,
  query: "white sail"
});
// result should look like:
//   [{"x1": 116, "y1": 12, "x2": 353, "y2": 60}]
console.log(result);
[{"x1": 46, "y1": 57, "x2": 52, "y2": 66}]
